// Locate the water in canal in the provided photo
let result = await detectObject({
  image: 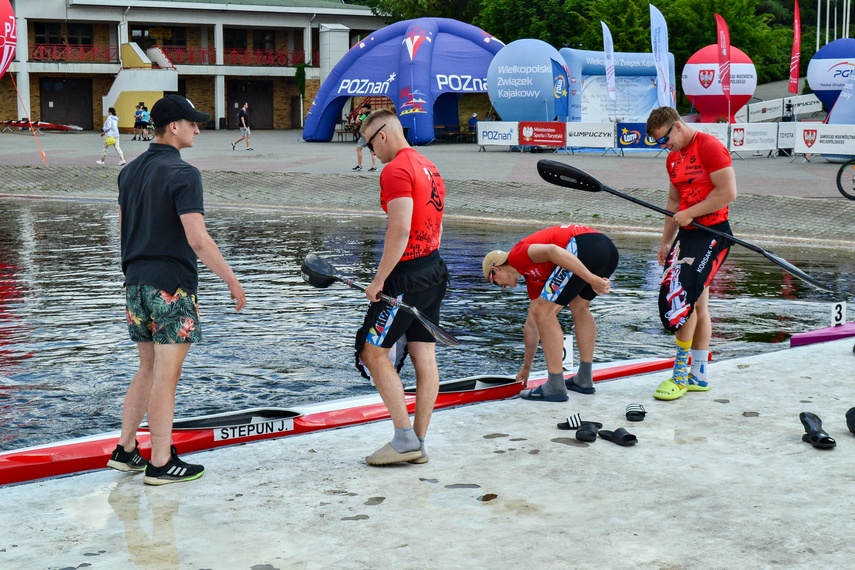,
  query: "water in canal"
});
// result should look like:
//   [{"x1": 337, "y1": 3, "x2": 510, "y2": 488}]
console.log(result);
[{"x1": 0, "y1": 199, "x2": 852, "y2": 451}]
